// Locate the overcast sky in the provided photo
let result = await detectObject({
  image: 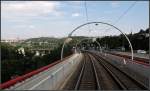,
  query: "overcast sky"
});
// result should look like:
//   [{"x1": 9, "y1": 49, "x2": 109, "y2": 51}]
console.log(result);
[{"x1": 1, "y1": 1, "x2": 149, "y2": 40}]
